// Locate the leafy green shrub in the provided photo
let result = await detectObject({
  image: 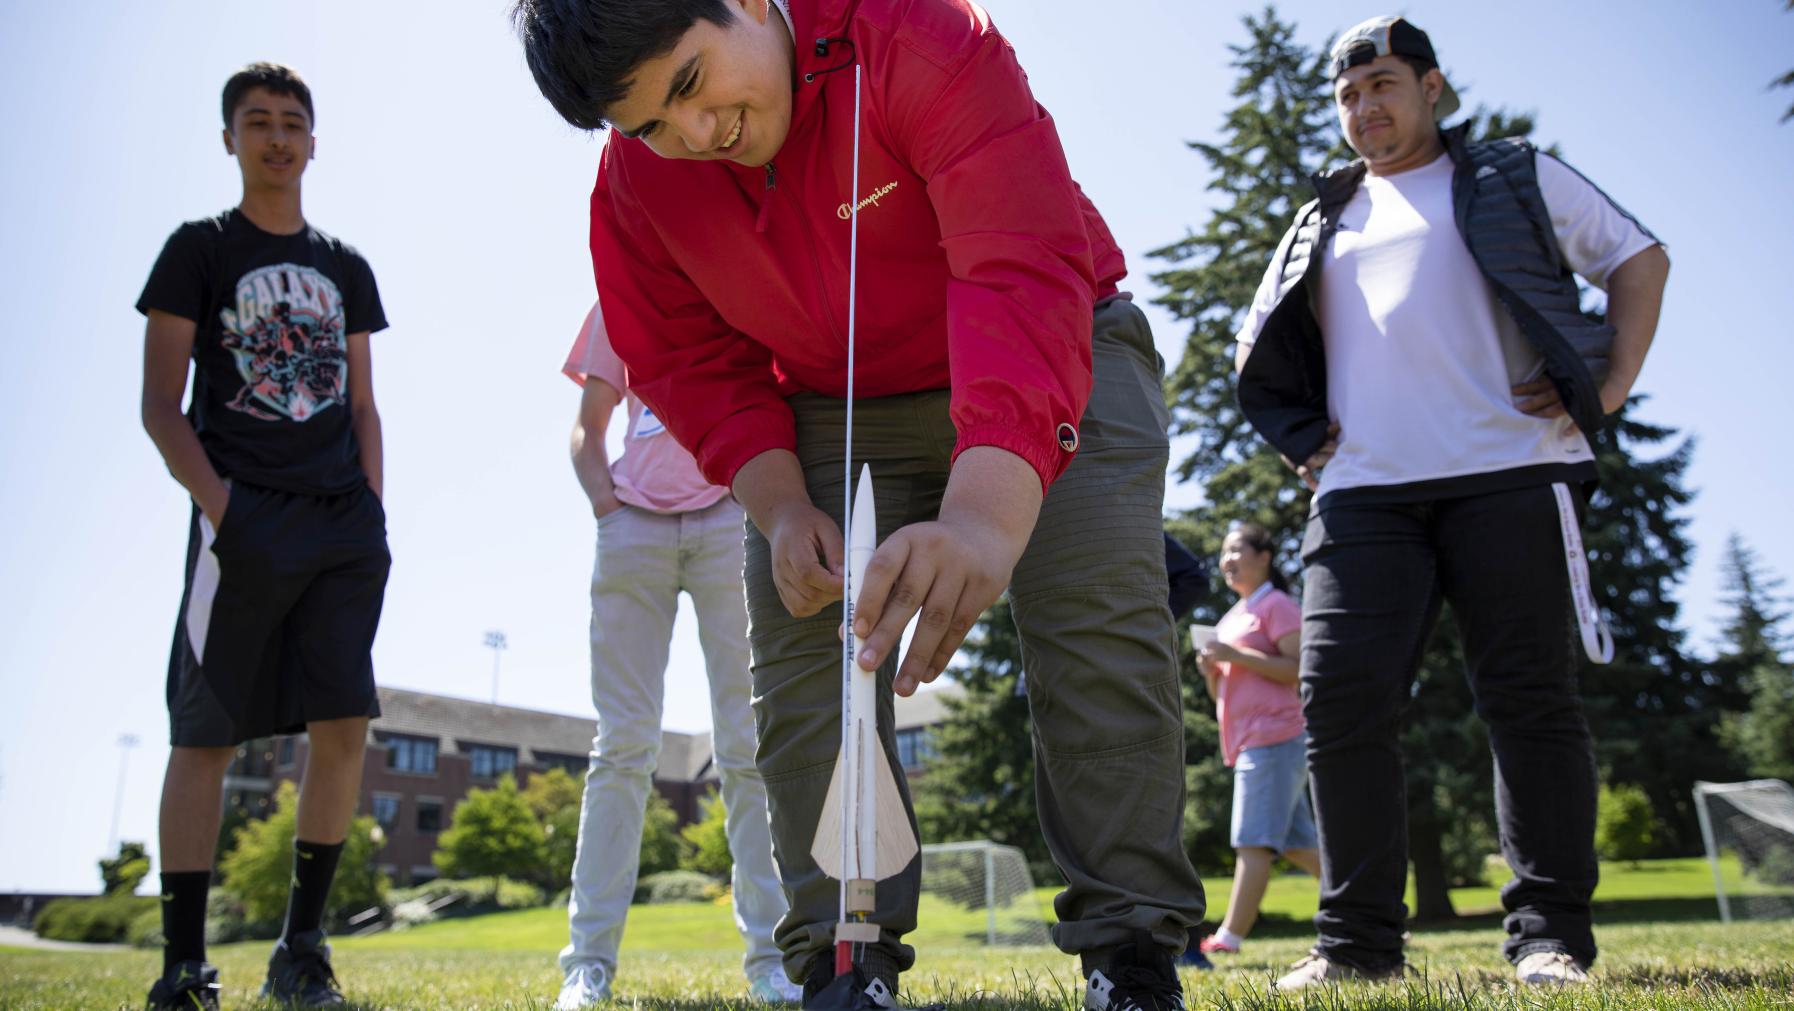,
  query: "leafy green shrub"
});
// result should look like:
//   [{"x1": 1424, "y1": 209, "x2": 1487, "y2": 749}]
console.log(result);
[
  {"x1": 634, "y1": 870, "x2": 722, "y2": 905},
  {"x1": 434, "y1": 775, "x2": 548, "y2": 883},
  {"x1": 33, "y1": 894, "x2": 156, "y2": 943},
  {"x1": 524, "y1": 767, "x2": 584, "y2": 890},
  {"x1": 217, "y1": 780, "x2": 388, "y2": 930},
  {"x1": 639, "y1": 790, "x2": 690, "y2": 877},
  {"x1": 100, "y1": 841, "x2": 151, "y2": 896},
  {"x1": 1597, "y1": 782, "x2": 1657, "y2": 866},
  {"x1": 127, "y1": 906, "x2": 164, "y2": 949},
  {"x1": 680, "y1": 793, "x2": 733, "y2": 878}
]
